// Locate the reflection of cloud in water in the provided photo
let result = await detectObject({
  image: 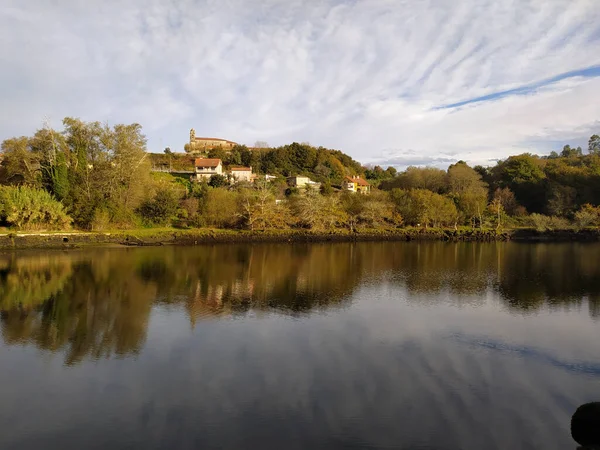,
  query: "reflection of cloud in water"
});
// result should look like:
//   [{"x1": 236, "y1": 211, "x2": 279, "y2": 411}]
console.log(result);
[
  {"x1": 450, "y1": 332, "x2": 600, "y2": 376},
  {"x1": 1, "y1": 242, "x2": 600, "y2": 448}
]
